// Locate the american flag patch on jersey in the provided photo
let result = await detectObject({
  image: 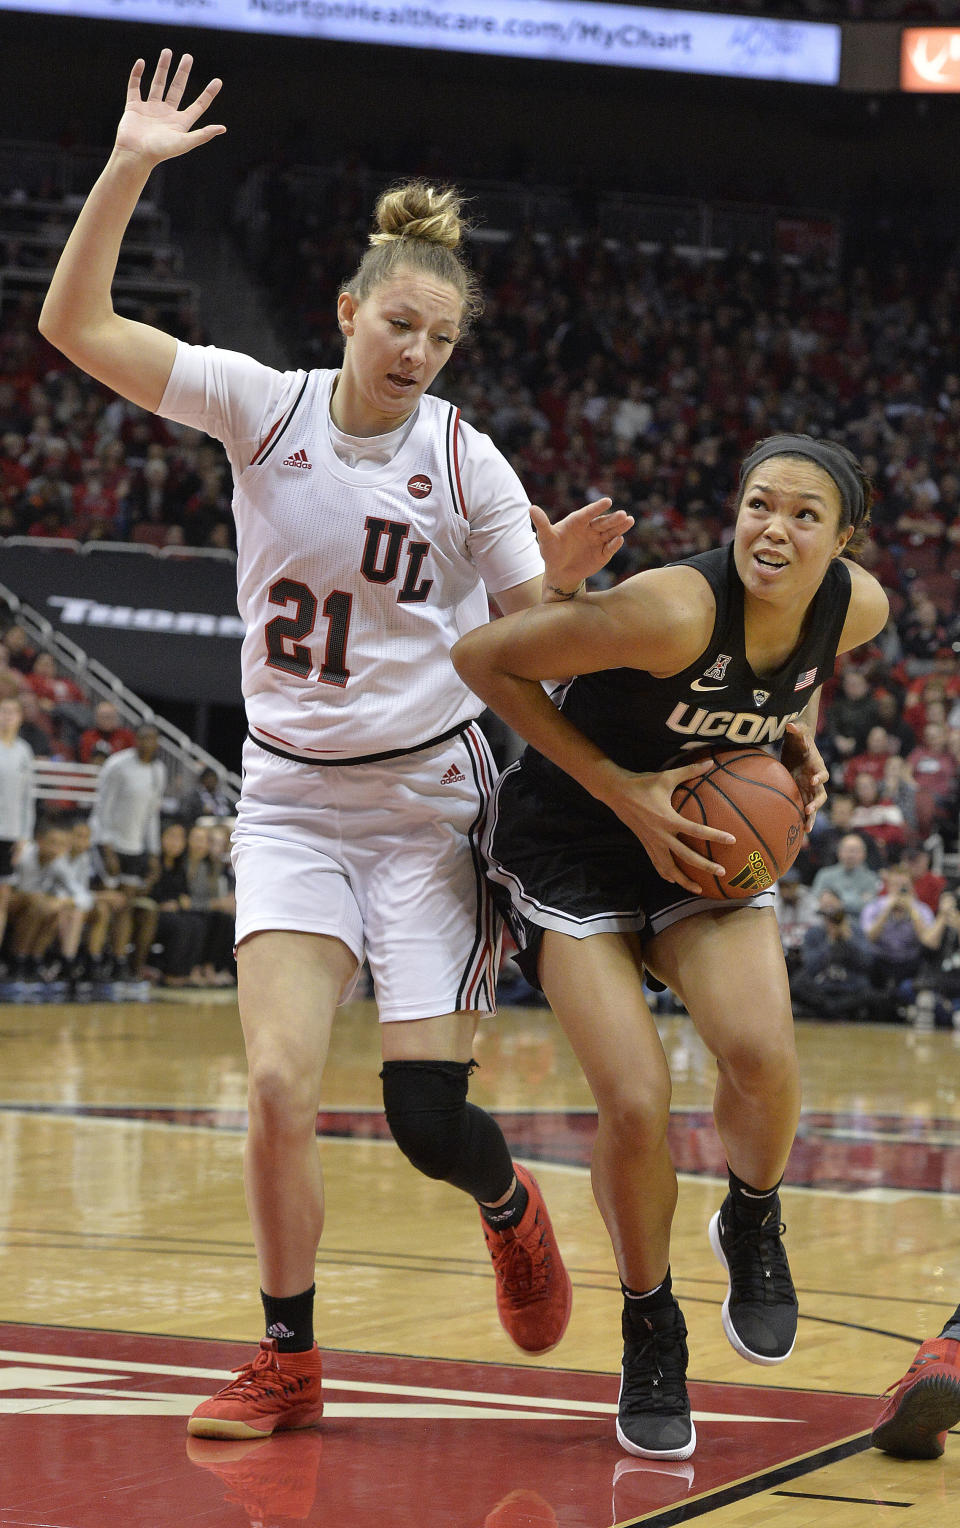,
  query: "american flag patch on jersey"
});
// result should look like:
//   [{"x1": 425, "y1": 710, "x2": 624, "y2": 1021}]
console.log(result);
[{"x1": 794, "y1": 668, "x2": 817, "y2": 691}]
